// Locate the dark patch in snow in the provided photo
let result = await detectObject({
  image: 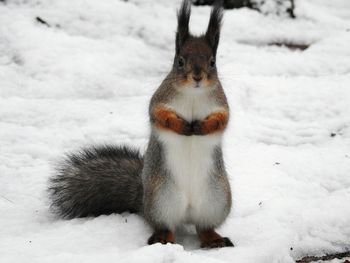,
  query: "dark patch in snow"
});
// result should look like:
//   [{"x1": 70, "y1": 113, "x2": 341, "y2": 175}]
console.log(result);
[
  {"x1": 12, "y1": 55, "x2": 23, "y2": 65},
  {"x1": 296, "y1": 251, "x2": 350, "y2": 263},
  {"x1": 238, "y1": 40, "x2": 310, "y2": 51},
  {"x1": 35, "y1": 16, "x2": 51, "y2": 27},
  {"x1": 268, "y1": 42, "x2": 309, "y2": 51}
]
